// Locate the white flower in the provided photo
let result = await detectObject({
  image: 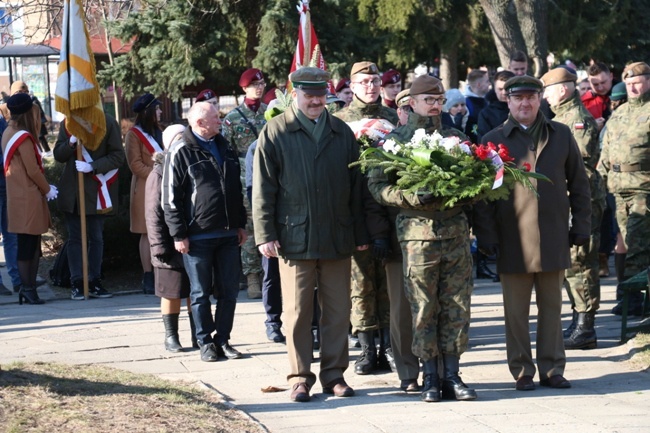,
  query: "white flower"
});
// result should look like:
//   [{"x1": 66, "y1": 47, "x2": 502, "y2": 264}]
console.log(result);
[
  {"x1": 382, "y1": 139, "x2": 402, "y2": 155},
  {"x1": 408, "y1": 128, "x2": 427, "y2": 148},
  {"x1": 440, "y1": 136, "x2": 460, "y2": 152},
  {"x1": 458, "y1": 142, "x2": 472, "y2": 155}
]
